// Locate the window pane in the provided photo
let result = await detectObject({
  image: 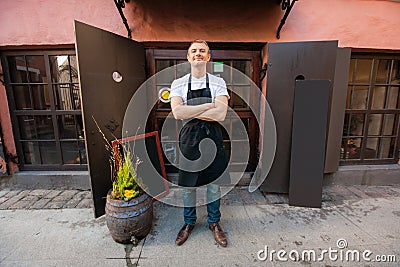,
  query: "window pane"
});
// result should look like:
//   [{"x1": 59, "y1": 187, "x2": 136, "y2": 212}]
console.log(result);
[
  {"x1": 49, "y1": 55, "x2": 70, "y2": 83},
  {"x1": 213, "y1": 60, "x2": 230, "y2": 83},
  {"x1": 156, "y1": 60, "x2": 174, "y2": 72},
  {"x1": 231, "y1": 85, "x2": 249, "y2": 109},
  {"x1": 61, "y1": 141, "x2": 86, "y2": 164},
  {"x1": 365, "y1": 138, "x2": 378, "y2": 159},
  {"x1": 390, "y1": 60, "x2": 400, "y2": 85},
  {"x1": 162, "y1": 142, "x2": 178, "y2": 165},
  {"x1": 379, "y1": 138, "x2": 395, "y2": 158},
  {"x1": 53, "y1": 84, "x2": 80, "y2": 110},
  {"x1": 387, "y1": 87, "x2": 399, "y2": 109},
  {"x1": 12, "y1": 85, "x2": 32, "y2": 110},
  {"x1": 231, "y1": 141, "x2": 249, "y2": 162},
  {"x1": 156, "y1": 60, "x2": 175, "y2": 84},
  {"x1": 346, "y1": 86, "x2": 352, "y2": 109},
  {"x1": 69, "y1": 56, "x2": 79, "y2": 83},
  {"x1": 232, "y1": 60, "x2": 252, "y2": 82},
  {"x1": 349, "y1": 114, "x2": 365, "y2": 136},
  {"x1": 18, "y1": 115, "x2": 54, "y2": 140},
  {"x1": 22, "y1": 141, "x2": 40, "y2": 164},
  {"x1": 231, "y1": 118, "x2": 248, "y2": 140},
  {"x1": 368, "y1": 114, "x2": 383, "y2": 136},
  {"x1": 26, "y1": 56, "x2": 47, "y2": 83},
  {"x1": 341, "y1": 138, "x2": 361, "y2": 159},
  {"x1": 383, "y1": 114, "x2": 396, "y2": 136},
  {"x1": 351, "y1": 86, "x2": 369, "y2": 109},
  {"x1": 39, "y1": 141, "x2": 58, "y2": 164},
  {"x1": 160, "y1": 117, "x2": 177, "y2": 141},
  {"x1": 31, "y1": 85, "x2": 51, "y2": 110},
  {"x1": 7, "y1": 56, "x2": 28, "y2": 83},
  {"x1": 58, "y1": 115, "x2": 83, "y2": 140},
  {"x1": 375, "y1": 59, "x2": 391, "y2": 84},
  {"x1": 354, "y1": 59, "x2": 373, "y2": 84},
  {"x1": 371, "y1": 86, "x2": 387, "y2": 109}
]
